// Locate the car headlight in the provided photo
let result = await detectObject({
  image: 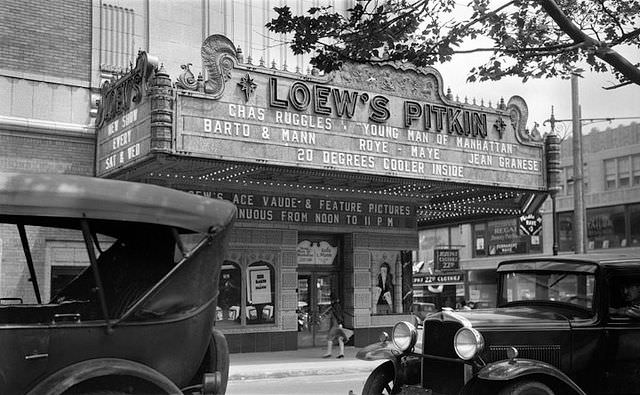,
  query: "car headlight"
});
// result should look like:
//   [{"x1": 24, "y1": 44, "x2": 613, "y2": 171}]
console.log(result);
[
  {"x1": 454, "y1": 327, "x2": 484, "y2": 360},
  {"x1": 392, "y1": 321, "x2": 417, "y2": 351}
]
